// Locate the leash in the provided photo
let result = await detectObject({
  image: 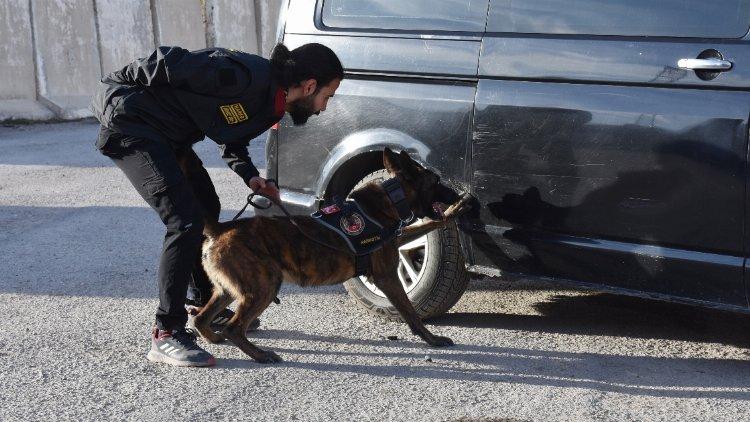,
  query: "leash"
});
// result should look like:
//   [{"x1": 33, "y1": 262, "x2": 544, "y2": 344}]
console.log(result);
[
  {"x1": 232, "y1": 178, "x2": 414, "y2": 278},
  {"x1": 233, "y1": 179, "x2": 371, "y2": 256},
  {"x1": 231, "y1": 190, "x2": 272, "y2": 220},
  {"x1": 237, "y1": 190, "x2": 411, "y2": 255}
]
